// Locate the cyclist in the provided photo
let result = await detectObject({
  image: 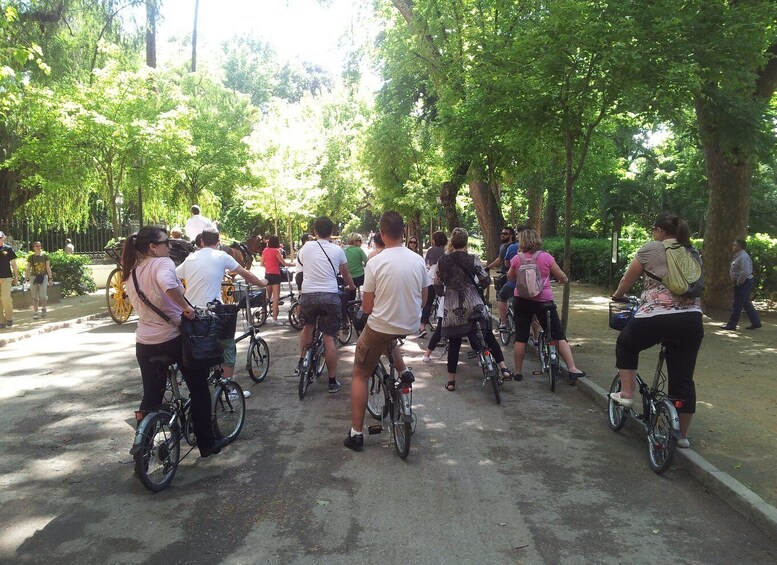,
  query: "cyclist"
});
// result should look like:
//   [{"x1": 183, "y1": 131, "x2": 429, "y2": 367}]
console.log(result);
[
  {"x1": 175, "y1": 228, "x2": 268, "y2": 397},
  {"x1": 260, "y1": 235, "x2": 295, "y2": 325},
  {"x1": 123, "y1": 226, "x2": 227, "y2": 458},
  {"x1": 296, "y1": 217, "x2": 356, "y2": 393},
  {"x1": 507, "y1": 228, "x2": 585, "y2": 384},
  {"x1": 343, "y1": 232, "x2": 368, "y2": 321},
  {"x1": 344, "y1": 211, "x2": 428, "y2": 451},
  {"x1": 418, "y1": 230, "x2": 447, "y2": 338},
  {"x1": 435, "y1": 228, "x2": 513, "y2": 391},
  {"x1": 610, "y1": 211, "x2": 704, "y2": 448},
  {"x1": 488, "y1": 226, "x2": 515, "y2": 331}
]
